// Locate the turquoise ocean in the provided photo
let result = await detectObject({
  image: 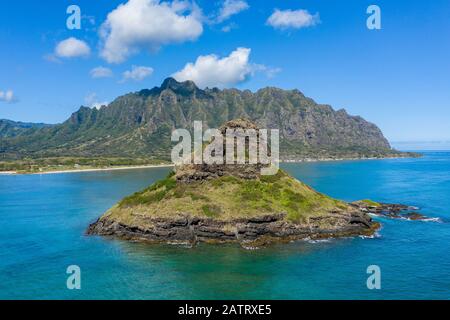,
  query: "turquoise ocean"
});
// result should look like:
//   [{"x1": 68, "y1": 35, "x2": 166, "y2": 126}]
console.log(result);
[{"x1": 0, "y1": 151, "x2": 449, "y2": 299}]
